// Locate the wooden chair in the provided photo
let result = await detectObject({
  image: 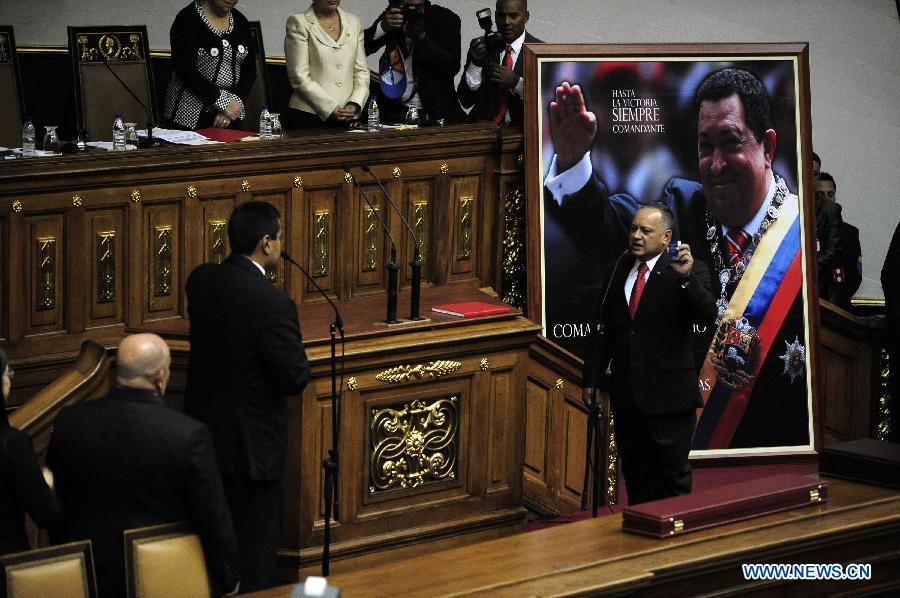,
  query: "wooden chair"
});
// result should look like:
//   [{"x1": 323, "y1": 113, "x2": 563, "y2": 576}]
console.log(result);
[
  {"x1": 0, "y1": 25, "x2": 26, "y2": 148},
  {"x1": 123, "y1": 523, "x2": 210, "y2": 598},
  {"x1": 67, "y1": 25, "x2": 157, "y2": 141},
  {"x1": 0, "y1": 541, "x2": 97, "y2": 598},
  {"x1": 240, "y1": 20, "x2": 272, "y2": 132}
]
